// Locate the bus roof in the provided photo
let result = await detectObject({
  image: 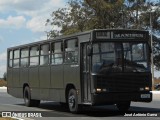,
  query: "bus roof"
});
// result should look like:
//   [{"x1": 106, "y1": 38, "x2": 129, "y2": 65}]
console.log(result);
[{"x1": 7, "y1": 29, "x2": 148, "y2": 50}]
